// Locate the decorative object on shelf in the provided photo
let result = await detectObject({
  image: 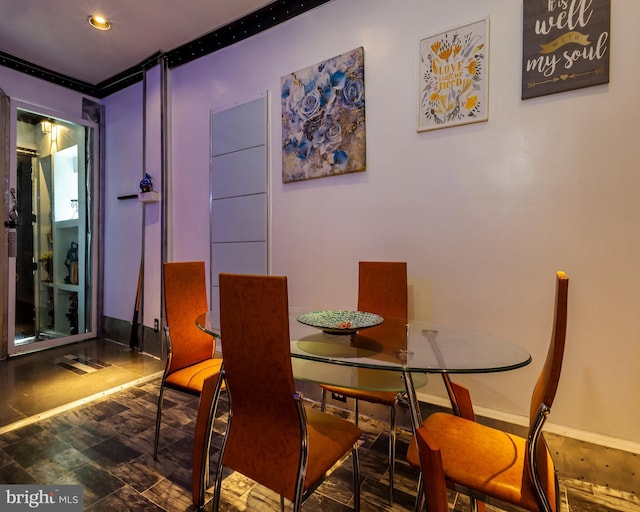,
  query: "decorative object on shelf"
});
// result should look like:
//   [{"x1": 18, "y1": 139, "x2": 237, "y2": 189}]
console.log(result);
[
  {"x1": 41, "y1": 252, "x2": 53, "y2": 282},
  {"x1": 66, "y1": 292, "x2": 78, "y2": 335},
  {"x1": 297, "y1": 310, "x2": 383, "y2": 335},
  {"x1": 522, "y1": 0, "x2": 610, "y2": 99},
  {"x1": 418, "y1": 17, "x2": 490, "y2": 132},
  {"x1": 139, "y1": 173, "x2": 153, "y2": 192},
  {"x1": 7, "y1": 187, "x2": 18, "y2": 227},
  {"x1": 281, "y1": 47, "x2": 366, "y2": 183},
  {"x1": 70, "y1": 199, "x2": 79, "y2": 219},
  {"x1": 64, "y1": 241, "x2": 79, "y2": 285}
]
